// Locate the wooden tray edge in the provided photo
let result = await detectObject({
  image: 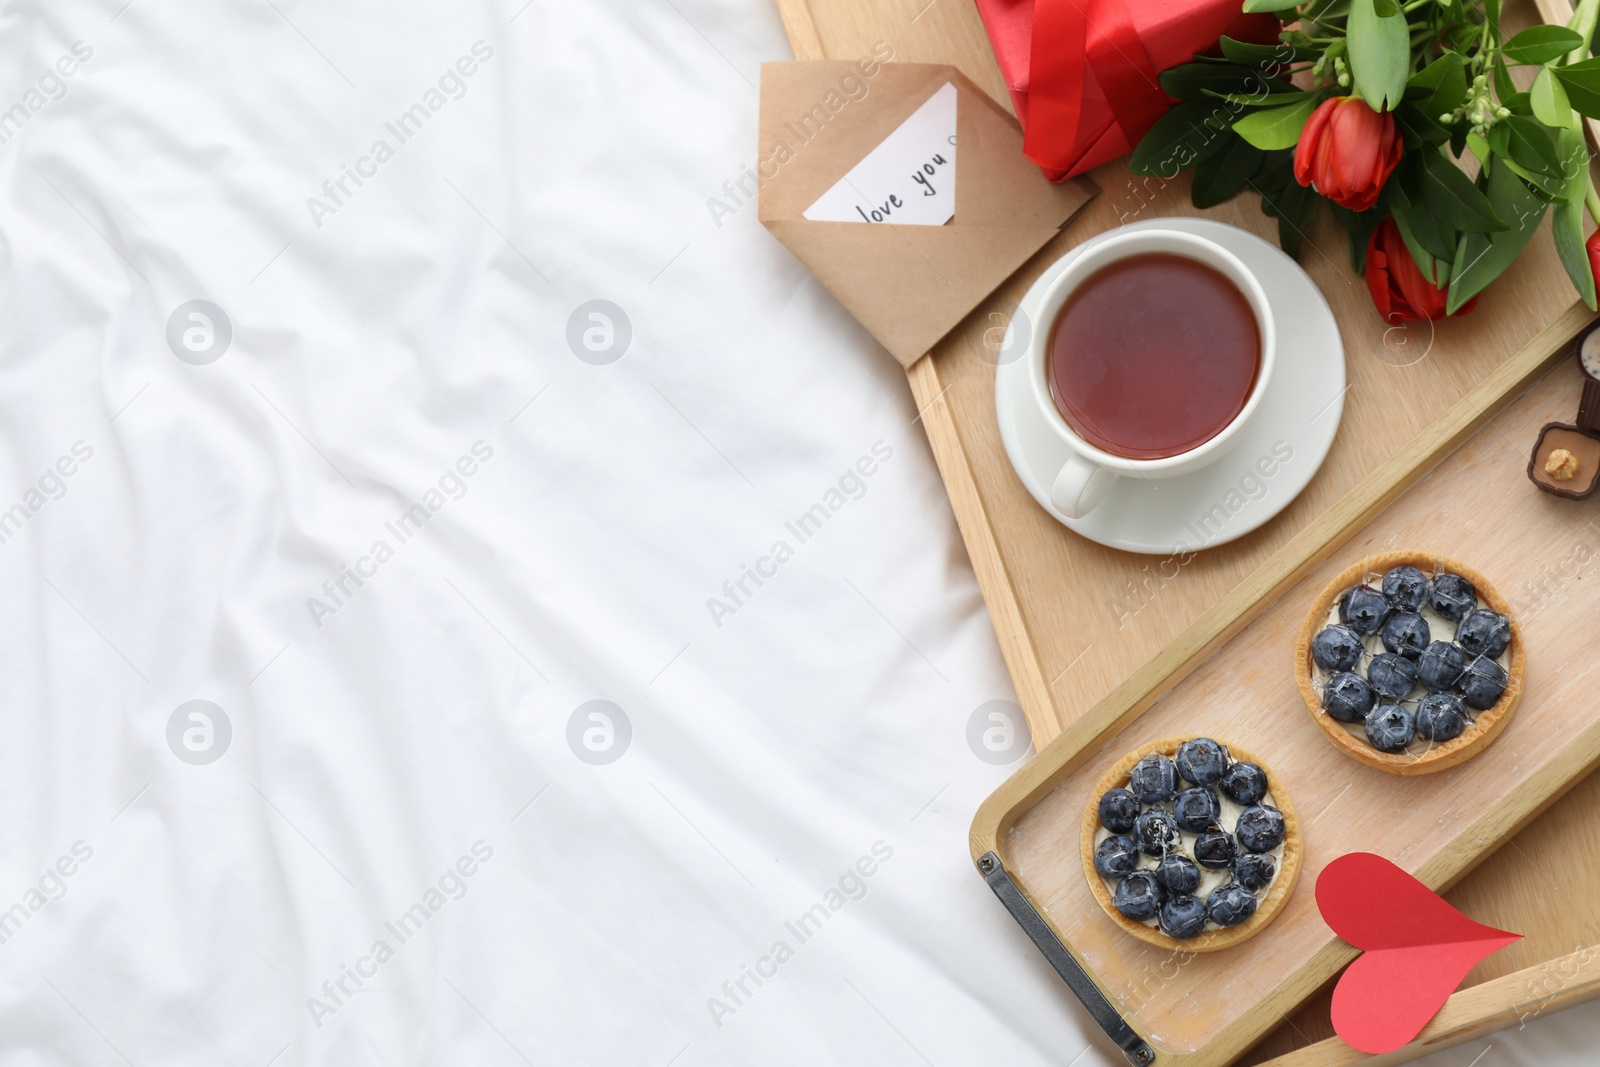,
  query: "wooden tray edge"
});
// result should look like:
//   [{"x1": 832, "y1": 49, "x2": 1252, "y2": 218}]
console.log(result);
[{"x1": 1256, "y1": 940, "x2": 1600, "y2": 1067}]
